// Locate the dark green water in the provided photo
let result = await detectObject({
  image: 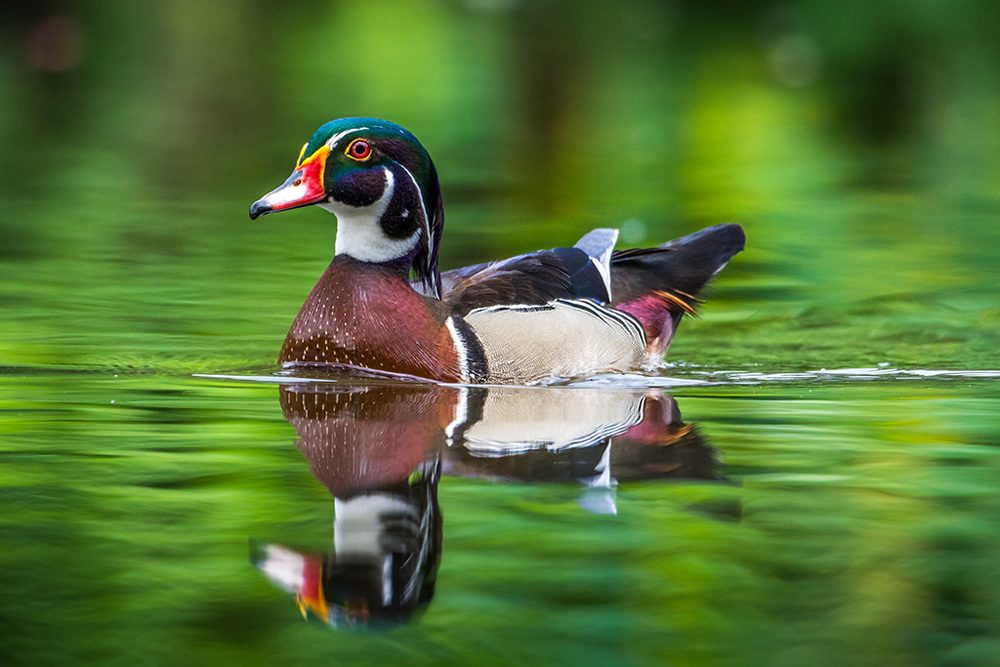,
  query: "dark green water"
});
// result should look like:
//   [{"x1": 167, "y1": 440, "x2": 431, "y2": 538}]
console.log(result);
[
  {"x1": 2, "y1": 1, "x2": 1000, "y2": 665},
  {"x1": 3, "y1": 374, "x2": 998, "y2": 665}
]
